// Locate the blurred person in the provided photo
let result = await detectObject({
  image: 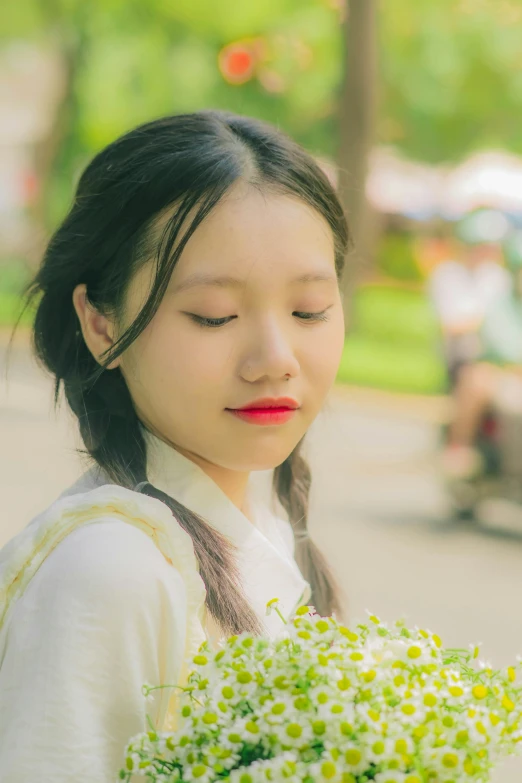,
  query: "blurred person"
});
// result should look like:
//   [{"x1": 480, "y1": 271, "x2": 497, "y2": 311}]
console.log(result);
[
  {"x1": 442, "y1": 229, "x2": 522, "y2": 478},
  {"x1": 428, "y1": 209, "x2": 512, "y2": 390}
]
